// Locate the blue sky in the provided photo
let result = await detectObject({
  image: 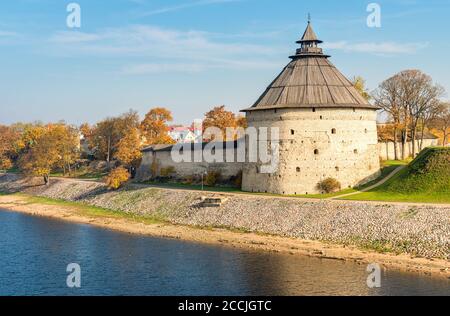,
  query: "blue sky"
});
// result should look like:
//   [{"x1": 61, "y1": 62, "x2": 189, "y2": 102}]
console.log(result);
[{"x1": 0, "y1": 0, "x2": 449, "y2": 125}]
